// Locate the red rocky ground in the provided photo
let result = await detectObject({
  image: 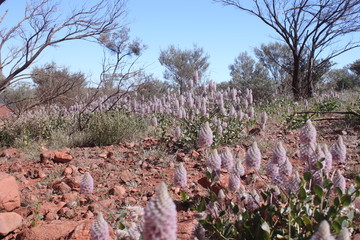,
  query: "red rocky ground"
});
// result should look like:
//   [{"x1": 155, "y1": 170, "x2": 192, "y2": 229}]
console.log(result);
[{"x1": 0, "y1": 120, "x2": 359, "y2": 239}]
